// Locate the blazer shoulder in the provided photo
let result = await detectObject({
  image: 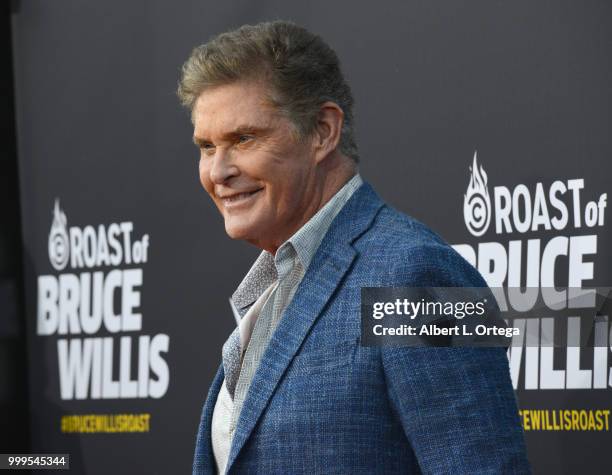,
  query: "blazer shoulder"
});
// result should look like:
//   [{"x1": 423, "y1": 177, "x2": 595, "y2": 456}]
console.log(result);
[{"x1": 355, "y1": 204, "x2": 486, "y2": 288}]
